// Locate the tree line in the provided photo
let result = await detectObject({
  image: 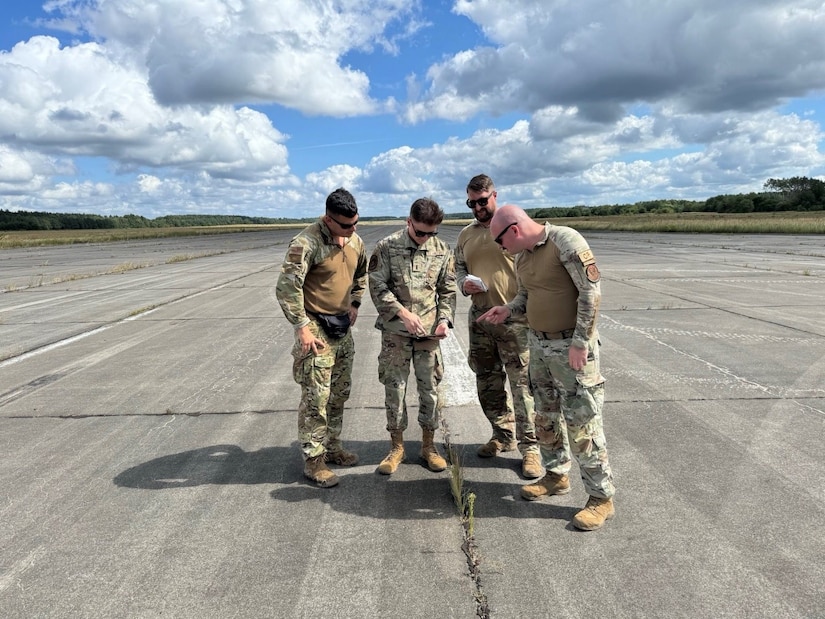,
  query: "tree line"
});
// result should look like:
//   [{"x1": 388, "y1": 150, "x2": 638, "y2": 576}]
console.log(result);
[
  {"x1": 524, "y1": 176, "x2": 825, "y2": 220},
  {"x1": 0, "y1": 212, "x2": 304, "y2": 231},
  {"x1": 2, "y1": 176, "x2": 823, "y2": 231}
]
